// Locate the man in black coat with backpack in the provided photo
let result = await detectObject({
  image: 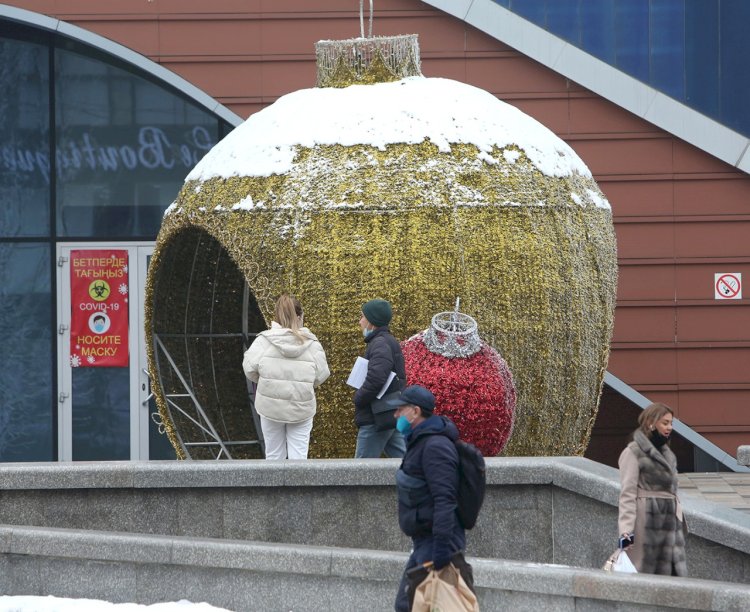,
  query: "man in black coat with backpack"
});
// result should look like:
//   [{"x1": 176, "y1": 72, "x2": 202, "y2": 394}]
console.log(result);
[{"x1": 388, "y1": 385, "x2": 475, "y2": 612}]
